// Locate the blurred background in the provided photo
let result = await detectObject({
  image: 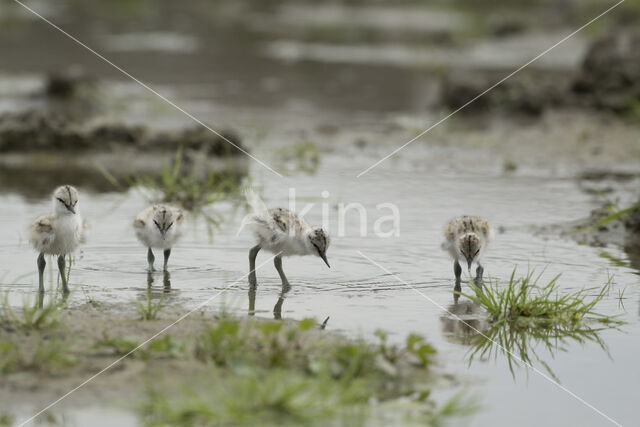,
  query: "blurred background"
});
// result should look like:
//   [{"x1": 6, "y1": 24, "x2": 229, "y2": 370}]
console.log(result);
[
  {"x1": 1, "y1": 0, "x2": 639, "y2": 118},
  {"x1": 2, "y1": 2, "x2": 640, "y2": 426},
  {"x1": 1, "y1": 0, "x2": 639, "y2": 194}
]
